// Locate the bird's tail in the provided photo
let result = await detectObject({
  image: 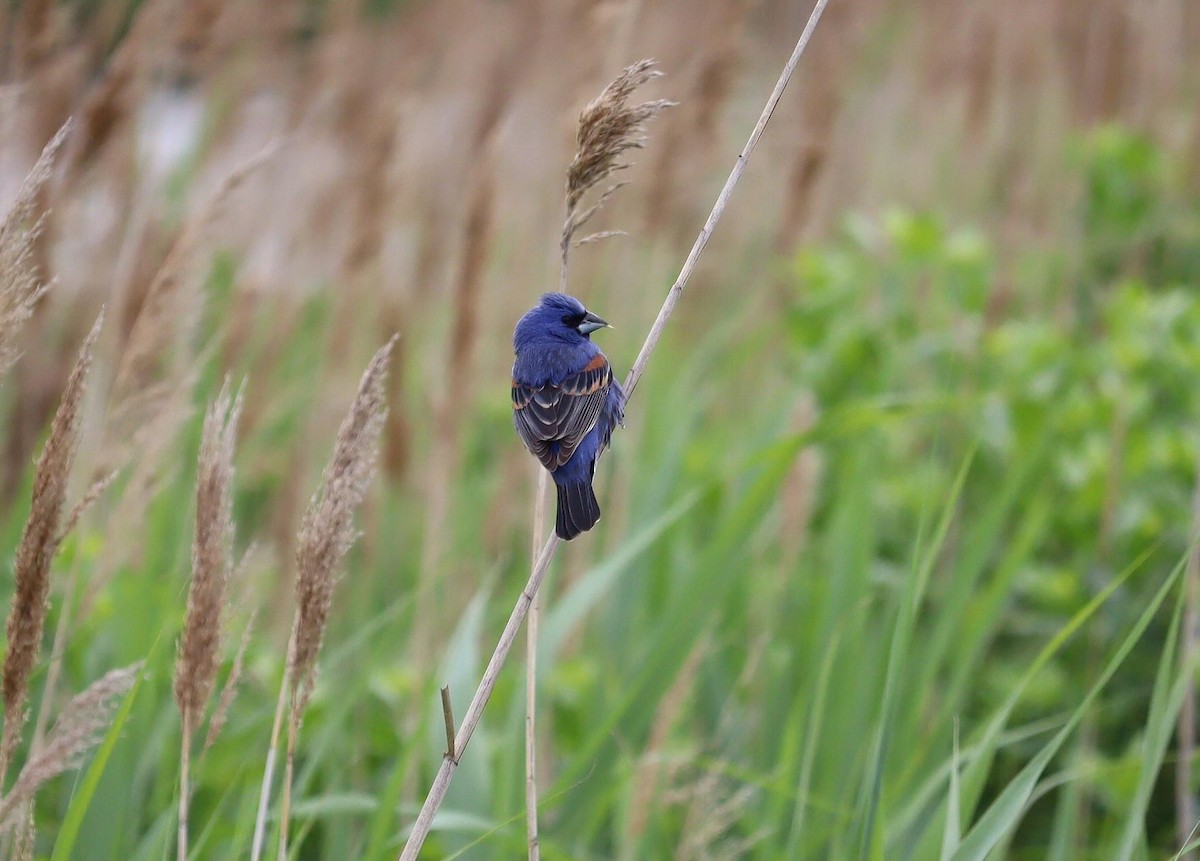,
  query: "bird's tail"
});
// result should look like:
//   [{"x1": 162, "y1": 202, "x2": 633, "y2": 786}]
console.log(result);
[{"x1": 555, "y1": 480, "x2": 600, "y2": 540}]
